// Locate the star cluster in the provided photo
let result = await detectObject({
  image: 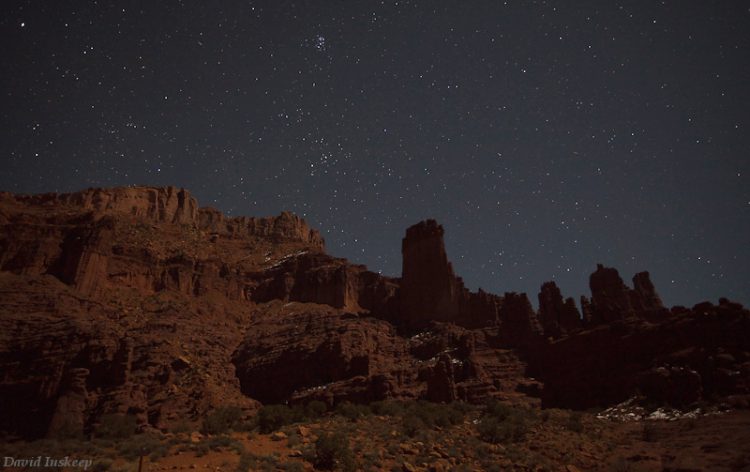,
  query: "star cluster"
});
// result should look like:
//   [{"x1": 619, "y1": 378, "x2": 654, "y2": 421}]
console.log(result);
[{"x1": 1, "y1": 1, "x2": 748, "y2": 306}]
